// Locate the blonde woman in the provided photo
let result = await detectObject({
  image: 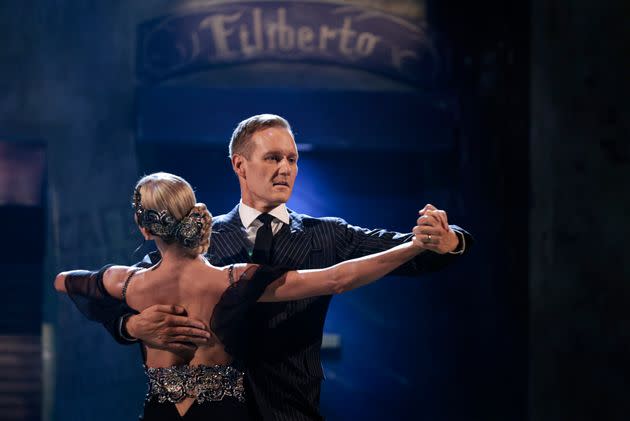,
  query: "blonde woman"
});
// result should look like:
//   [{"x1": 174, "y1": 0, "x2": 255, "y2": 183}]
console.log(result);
[{"x1": 55, "y1": 172, "x2": 427, "y2": 420}]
